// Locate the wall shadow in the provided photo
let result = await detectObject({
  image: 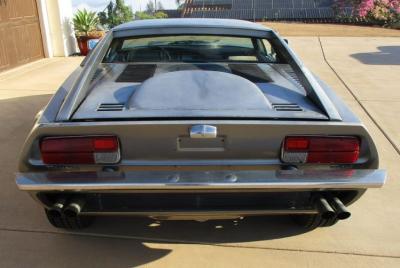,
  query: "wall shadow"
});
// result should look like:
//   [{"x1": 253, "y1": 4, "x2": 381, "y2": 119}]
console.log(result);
[
  {"x1": 351, "y1": 46, "x2": 400, "y2": 65},
  {"x1": 1, "y1": 94, "x2": 310, "y2": 267}
]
